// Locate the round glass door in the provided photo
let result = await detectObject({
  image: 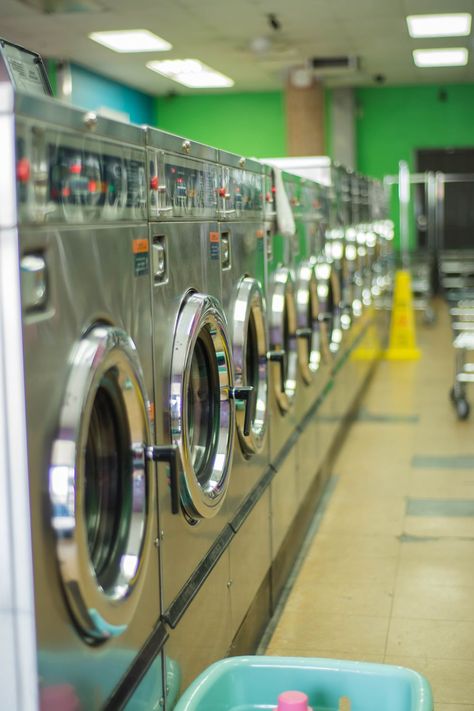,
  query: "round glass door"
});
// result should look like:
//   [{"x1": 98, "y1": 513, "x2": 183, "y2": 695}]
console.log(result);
[
  {"x1": 49, "y1": 326, "x2": 154, "y2": 643},
  {"x1": 315, "y1": 260, "x2": 343, "y2": 356},
  {"x1": 232, "y1": 277, "x2": 268, "y2": 457},
  {"x1": 170, "y1": 293, "x2": 235, "y2": 521},
  {"x1": 295, "y1": 261, "x2": 327, "y2": 385},
  {"x1": 269, "y1": 268, "x2": 298, "y2": 414}
]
